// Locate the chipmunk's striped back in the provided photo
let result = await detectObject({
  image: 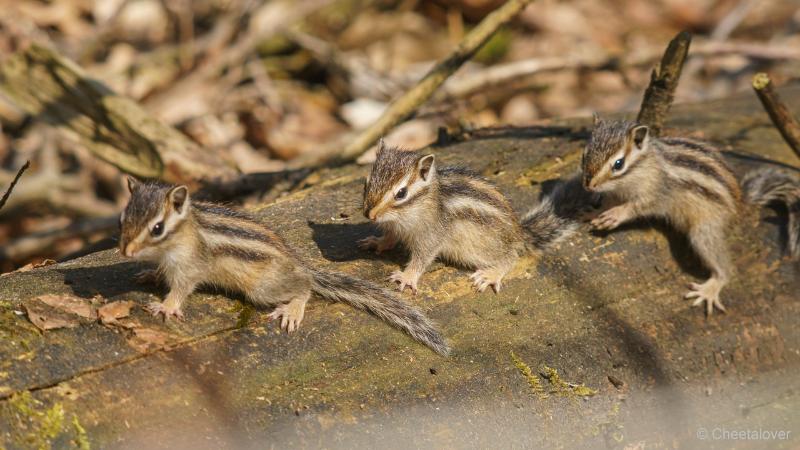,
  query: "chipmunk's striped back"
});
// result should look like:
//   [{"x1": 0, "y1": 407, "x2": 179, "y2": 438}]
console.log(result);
[
  {"x1": 361, "y1": 143, "x2": 581, "y2": 294},
  {"x1": 658, "y1": 137, "x2": 741, "y2": 205},
  {"x1": 582, "y1": 119, "x2": 741, "y2": 228},
  {"x1": 582, "y1": 117, "x2": 794, "y2": 315},
  {"x1": 192, "y1": 202, "x2": 292, "y2": 262},
  {"x1": 120, "y1": 179, "x2": 450, "y2": 355}
]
